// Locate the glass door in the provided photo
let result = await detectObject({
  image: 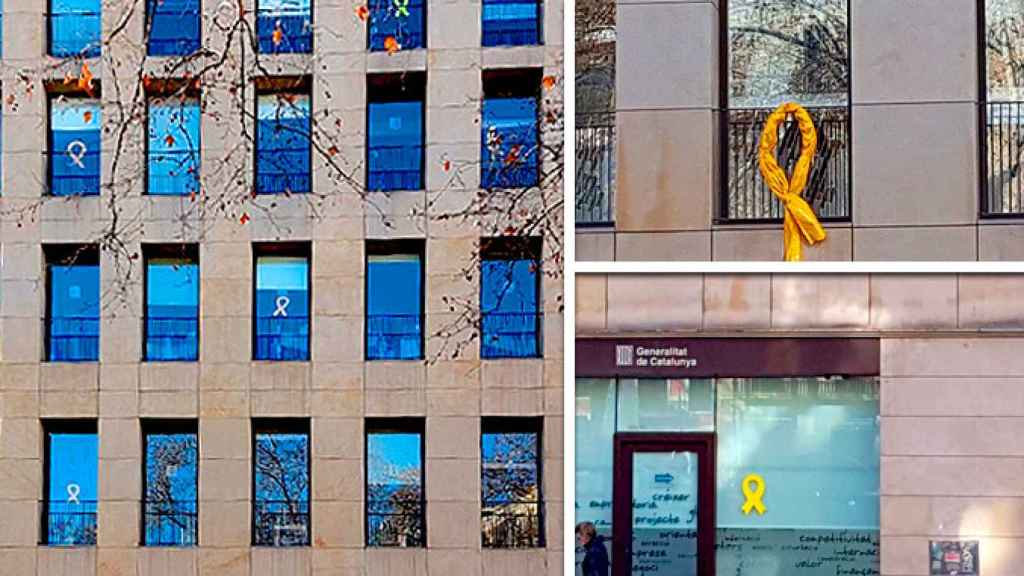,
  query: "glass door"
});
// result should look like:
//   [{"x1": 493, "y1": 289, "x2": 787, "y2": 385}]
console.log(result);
[{"x1": 613, "y1": 434, "x2": 715, "y2": 576}]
